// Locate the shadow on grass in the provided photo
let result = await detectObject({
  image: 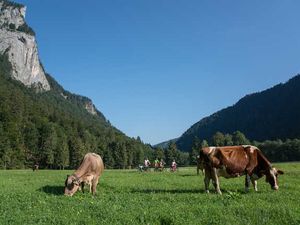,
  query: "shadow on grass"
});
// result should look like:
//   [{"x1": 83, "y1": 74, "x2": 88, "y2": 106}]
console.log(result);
[
  {"x1": 131, "y1": 187, "x2": 254, "y2": 195},
  {"x1": 178, "y1": 174, "x2": 197, "y2": 177},
  {"x1": 221, "y1": 188, "x2": 261, "y2": 195},
  {"x1": 131, "y1": 188, "x2": 205, "y2": 194},
  {"x1": 38, "y1": 185, "x2": 64, "y2": 196}
]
